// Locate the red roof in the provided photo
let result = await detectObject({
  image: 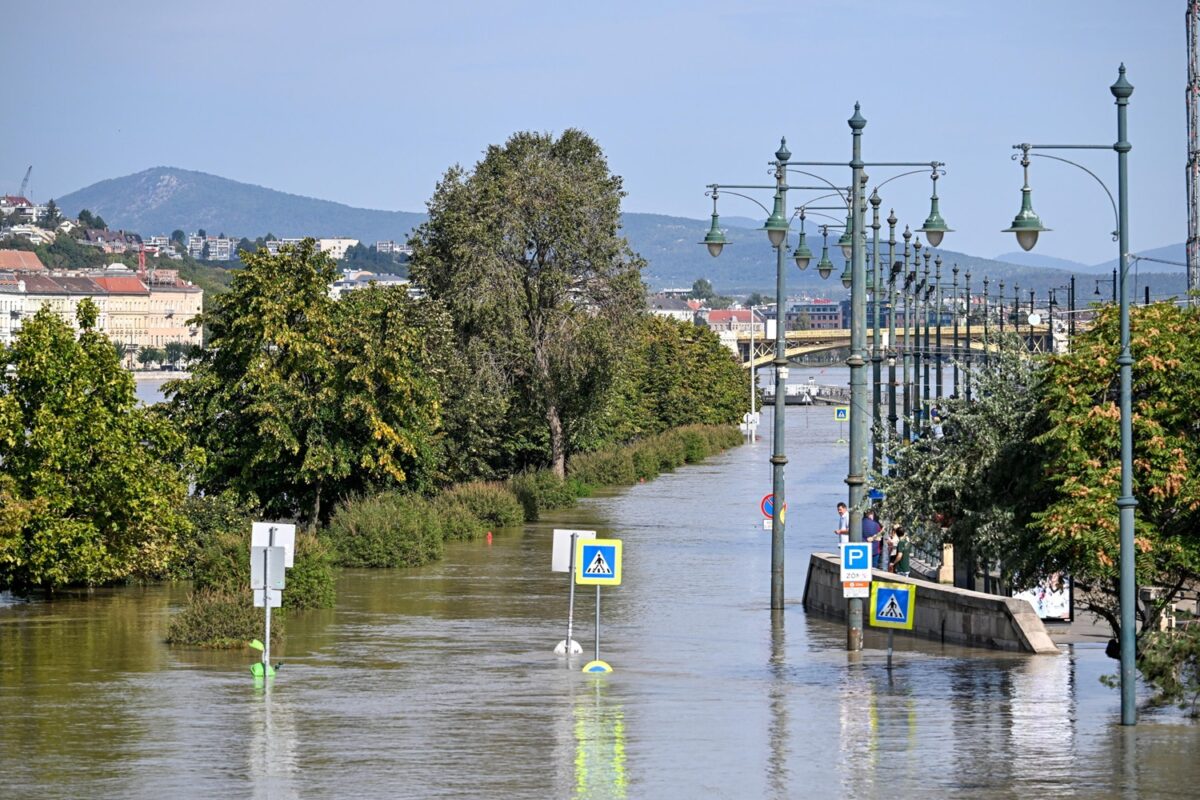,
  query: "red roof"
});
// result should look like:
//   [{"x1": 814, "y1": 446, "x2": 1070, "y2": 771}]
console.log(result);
[
  {"x1": 707, "y1": 309, "x2": 755, "y2": 323},
  {"x1": 91, "y1": 276, "x2": 149, "y2": 294},
  {"x1": 0, "y1": 250, "x2": 46, "y2": 272}
]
